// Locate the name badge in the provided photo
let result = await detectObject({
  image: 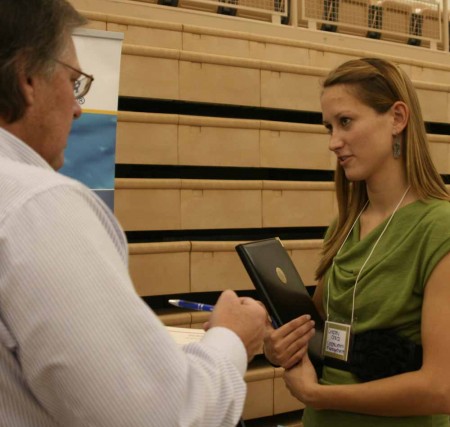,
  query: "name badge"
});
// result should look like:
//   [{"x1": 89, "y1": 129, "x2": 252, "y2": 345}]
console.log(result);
[{"x1": 323, "y1": 321, "x2": 352, "y2": 361}]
